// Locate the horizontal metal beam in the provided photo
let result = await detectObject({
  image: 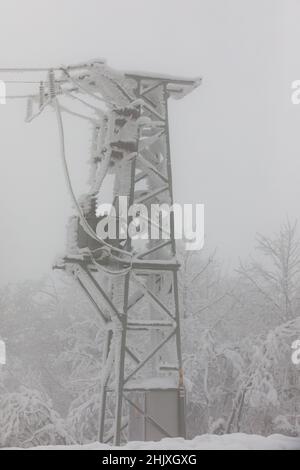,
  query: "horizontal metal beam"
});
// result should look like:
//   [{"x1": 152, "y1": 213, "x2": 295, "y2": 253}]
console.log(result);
[
  {"x1": 132, "y1": 260, "x2": 179, "y2": 272},
  {"x1": 135, "y1": 185, "x2": 169, "y2": 204},
  {"x1": 125, "y1": 72, "x2": 201, "y2": 86},
  {"x1": 127, "y1": 320, "x2": 175, "y2": 330}
]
